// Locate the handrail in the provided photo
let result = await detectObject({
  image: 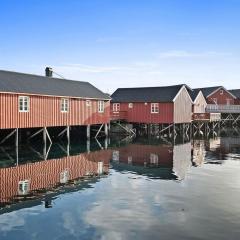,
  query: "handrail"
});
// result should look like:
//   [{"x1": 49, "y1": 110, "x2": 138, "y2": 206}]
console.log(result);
[{"x1": 206, "y1": 104, "x2": 240, "y2": 113}]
